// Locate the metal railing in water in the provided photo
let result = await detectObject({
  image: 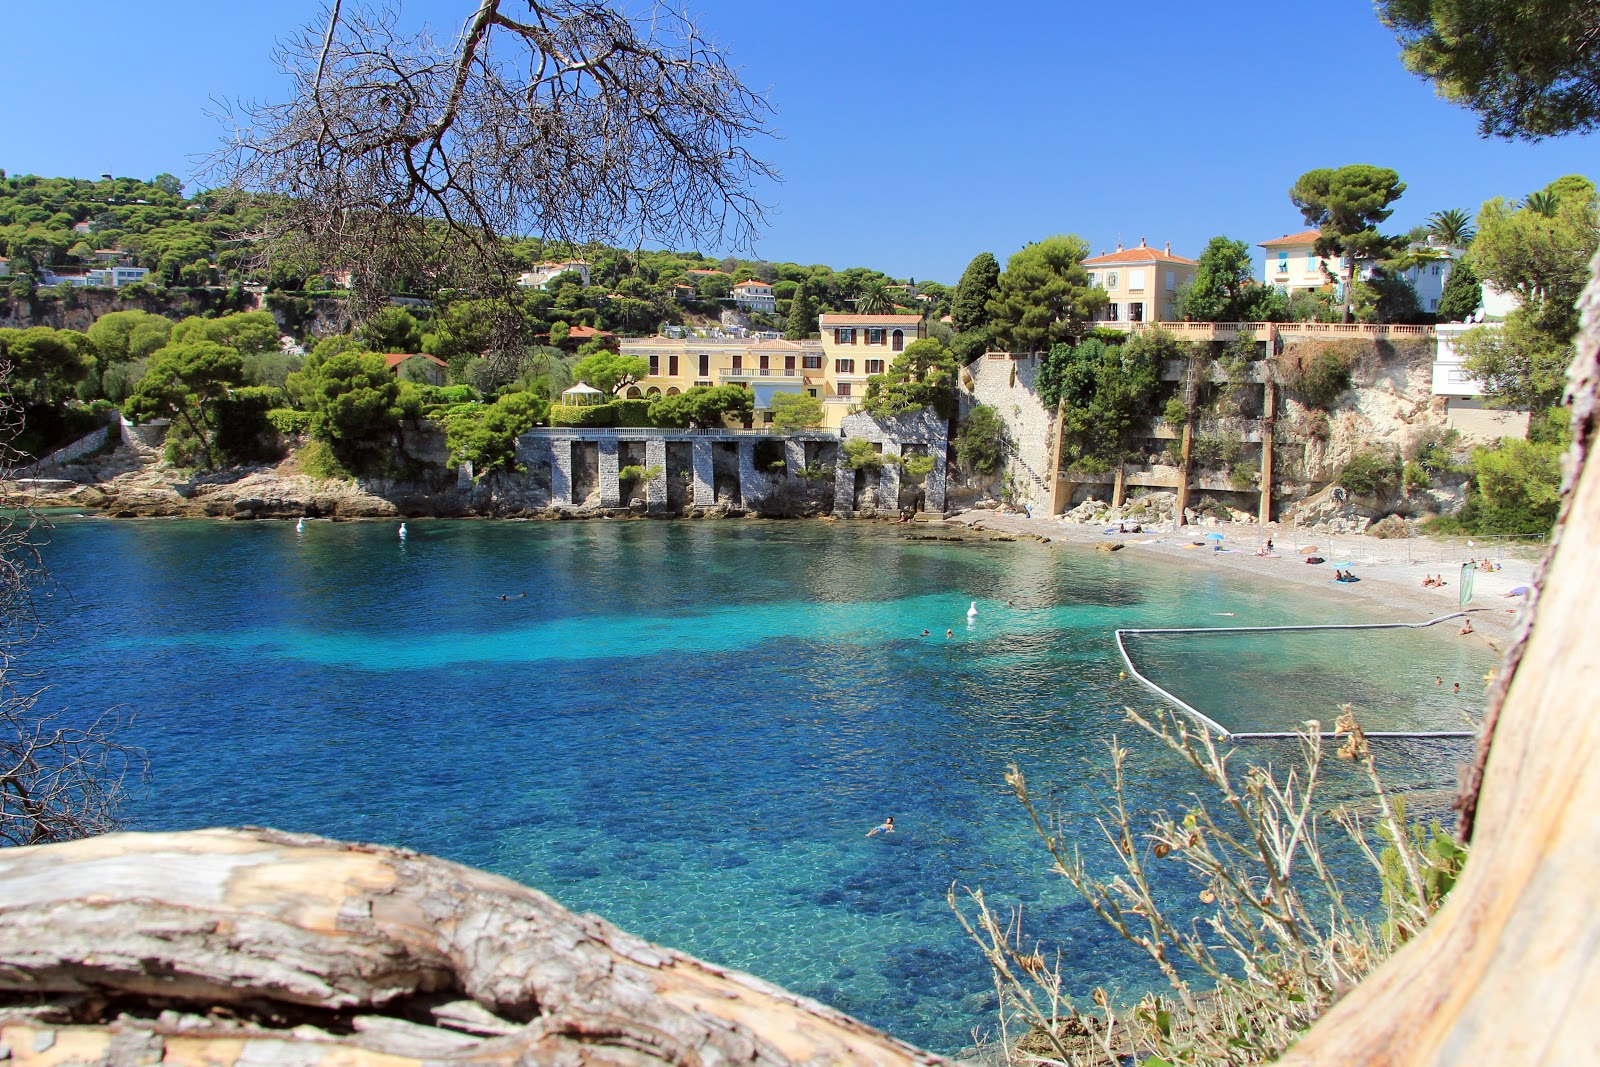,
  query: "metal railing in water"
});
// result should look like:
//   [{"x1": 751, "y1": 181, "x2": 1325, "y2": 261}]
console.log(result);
[{"x1": 1114, "y1": 613, "x2": 1482, "y2": 740}]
